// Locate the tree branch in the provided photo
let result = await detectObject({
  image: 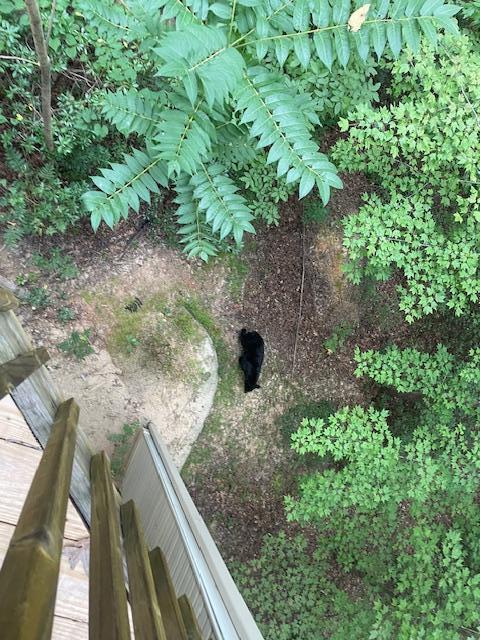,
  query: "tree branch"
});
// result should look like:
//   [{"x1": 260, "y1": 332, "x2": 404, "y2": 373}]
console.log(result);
[{"x1": 24, "y1": 0, "x2": 54, "y2": 152}]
